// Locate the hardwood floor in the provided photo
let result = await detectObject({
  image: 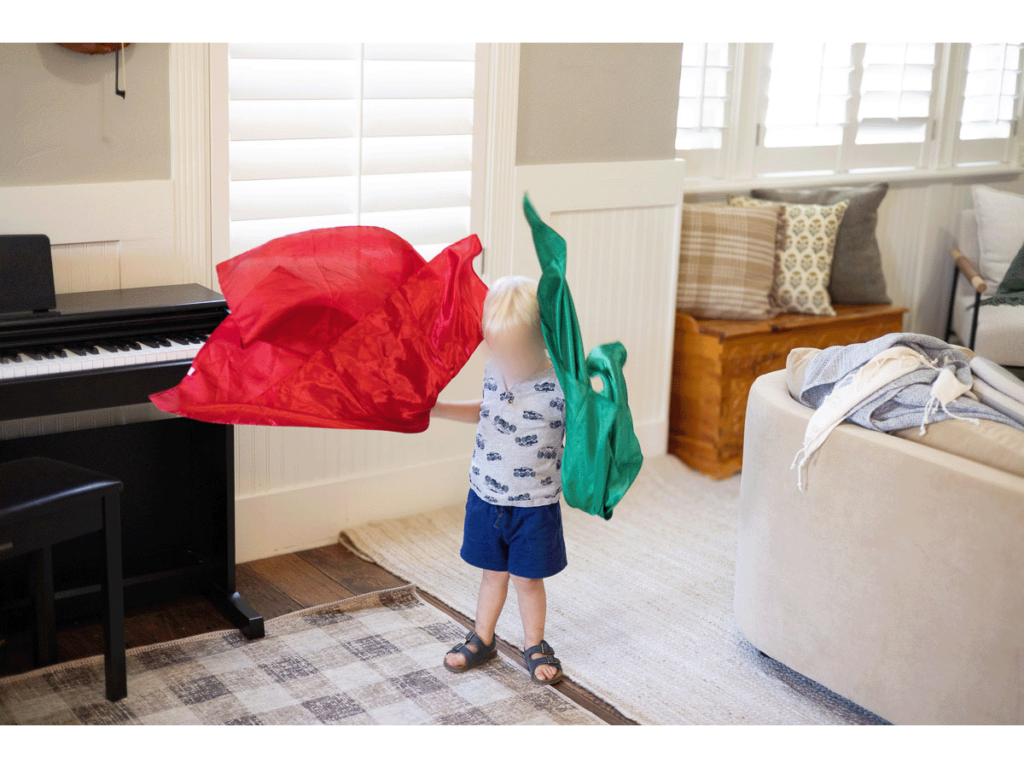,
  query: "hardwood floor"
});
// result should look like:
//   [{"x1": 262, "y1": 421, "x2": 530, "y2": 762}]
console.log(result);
[{"x1": 0, "y1": 541, "x2": 634, "y2": 725}]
